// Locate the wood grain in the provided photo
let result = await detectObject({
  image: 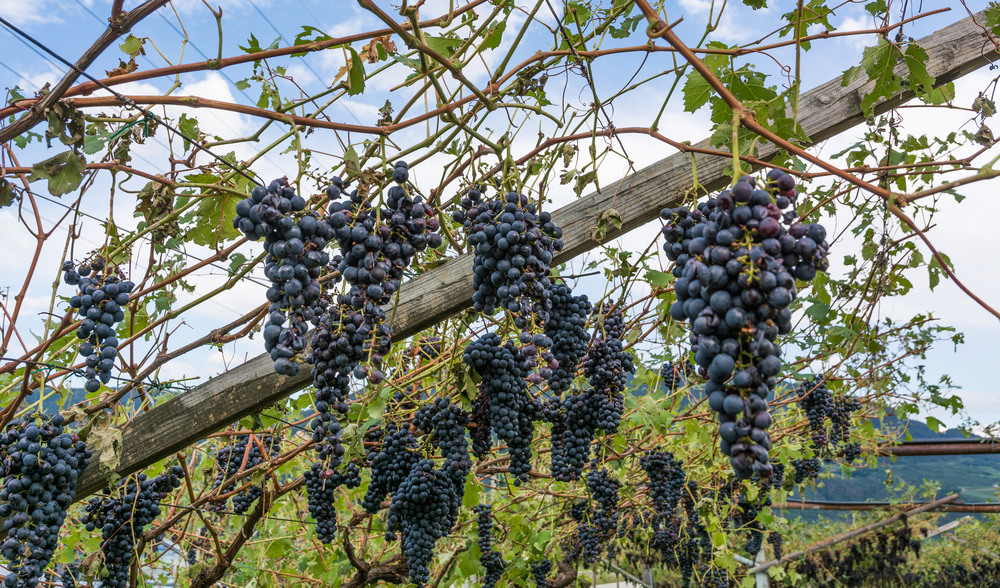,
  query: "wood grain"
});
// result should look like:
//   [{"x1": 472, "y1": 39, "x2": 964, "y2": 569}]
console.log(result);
[{"x1": 74, "y1": 11, "x2": 998, "y2": 499}]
